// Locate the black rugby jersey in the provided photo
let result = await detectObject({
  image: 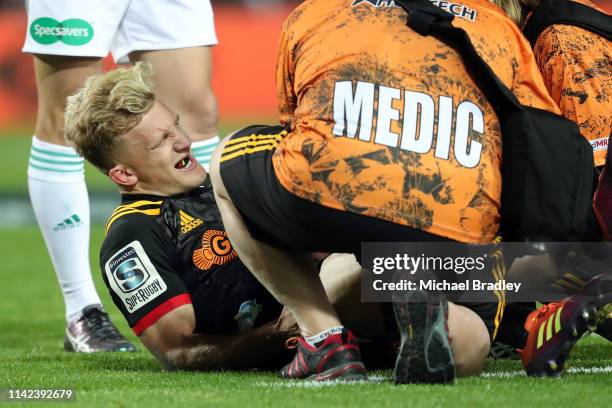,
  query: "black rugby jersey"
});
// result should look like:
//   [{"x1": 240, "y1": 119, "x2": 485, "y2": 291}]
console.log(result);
[{"x1": 100, "y1": 177, "x2": 281, "y2": 336}]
